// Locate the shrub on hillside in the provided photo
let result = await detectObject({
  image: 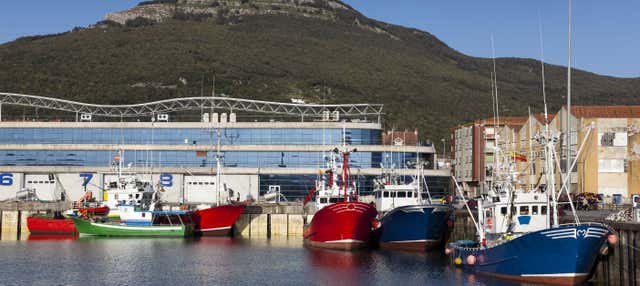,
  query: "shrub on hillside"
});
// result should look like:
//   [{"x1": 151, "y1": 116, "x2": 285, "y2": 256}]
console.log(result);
[{"x1": 125, "y1": 17, "x2": 156, "y2": 27}]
